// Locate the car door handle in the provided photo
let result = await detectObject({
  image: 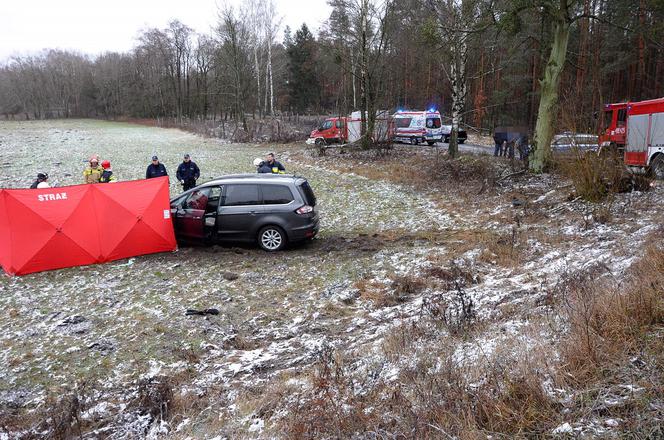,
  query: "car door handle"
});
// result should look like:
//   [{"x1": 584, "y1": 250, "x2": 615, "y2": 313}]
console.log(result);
[{"x1": 250, "y1": 211, "x2": 257, "y2": 215}]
